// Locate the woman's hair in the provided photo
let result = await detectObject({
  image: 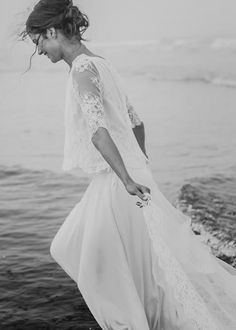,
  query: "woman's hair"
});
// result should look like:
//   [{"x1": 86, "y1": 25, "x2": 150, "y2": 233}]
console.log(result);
[
  {"x1": 19, "y1": 0, "x2": 89, "y2": 73},
  {"x1": 20, "y1": 0, "x2": 89, "y2": 42}
]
